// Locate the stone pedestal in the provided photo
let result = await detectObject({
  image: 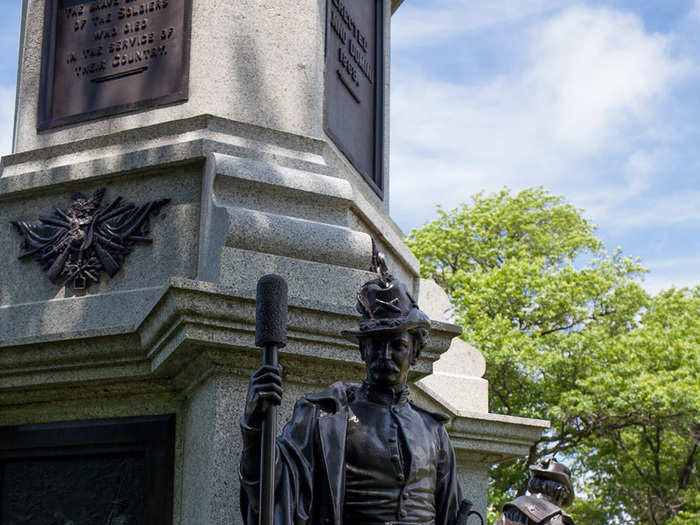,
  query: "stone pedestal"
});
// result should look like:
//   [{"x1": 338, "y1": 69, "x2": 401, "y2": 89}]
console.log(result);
[{"x1": 1, "y1": 0, "x2": 546, "y2": 522}]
